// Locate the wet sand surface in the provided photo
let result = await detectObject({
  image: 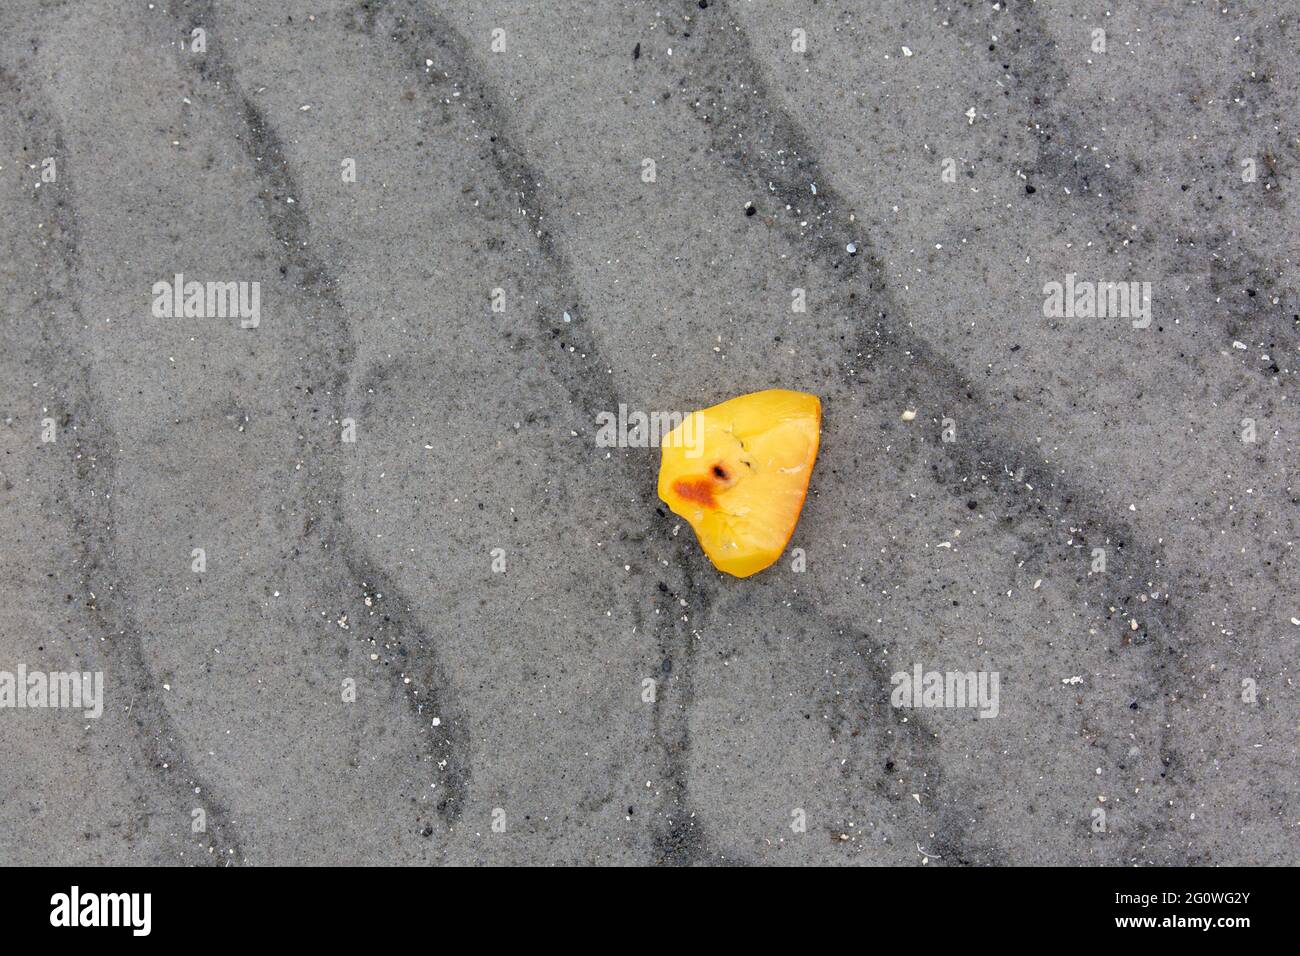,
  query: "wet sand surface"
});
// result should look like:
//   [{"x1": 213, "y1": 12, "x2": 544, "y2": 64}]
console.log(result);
[{"x1": 0, "y1": 0, "x2": 1295, "y2": 865}]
